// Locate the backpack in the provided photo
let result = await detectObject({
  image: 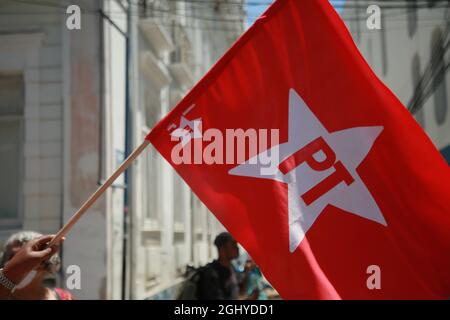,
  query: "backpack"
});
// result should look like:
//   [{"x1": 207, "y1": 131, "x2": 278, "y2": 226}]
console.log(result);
[{"x1": 175, "y1": 264, "x2": 213, "y2": 300}]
